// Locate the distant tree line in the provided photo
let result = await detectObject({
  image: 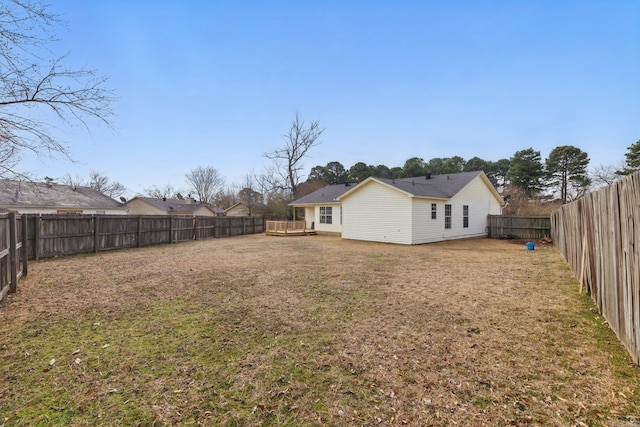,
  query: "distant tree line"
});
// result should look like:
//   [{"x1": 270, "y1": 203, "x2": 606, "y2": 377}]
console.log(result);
[{"x1": 304, "y1": 140, "x2": 640, "y2": 207}]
